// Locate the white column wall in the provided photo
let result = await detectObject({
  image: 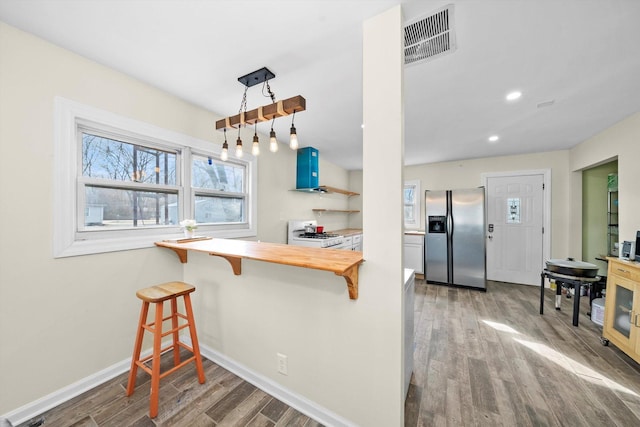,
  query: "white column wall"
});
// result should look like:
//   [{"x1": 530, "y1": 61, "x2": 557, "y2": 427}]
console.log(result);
[{"x1": 361, "y1": 5, "x2": 405, "y2": 425}]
